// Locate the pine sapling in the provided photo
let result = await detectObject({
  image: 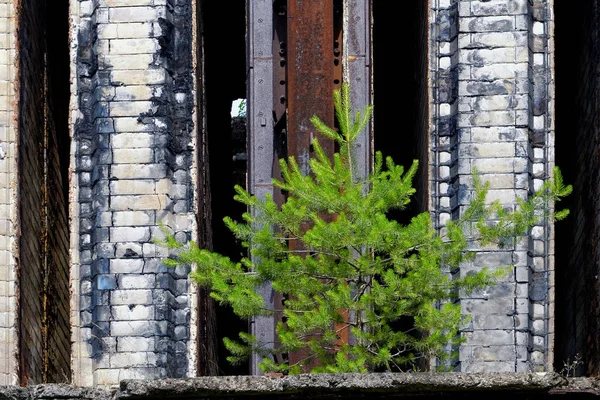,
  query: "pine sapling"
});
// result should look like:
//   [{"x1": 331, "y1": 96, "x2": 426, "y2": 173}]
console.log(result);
[{"x1": 159, "y1": 83, "x2": 571, "y2": 374}]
